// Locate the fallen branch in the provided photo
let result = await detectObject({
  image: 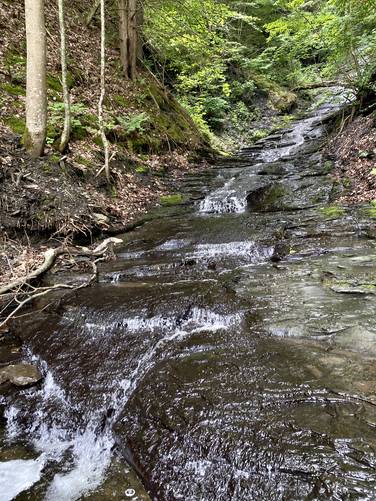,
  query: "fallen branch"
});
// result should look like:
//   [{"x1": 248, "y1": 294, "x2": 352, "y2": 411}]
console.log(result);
[
  {"x1": 0, "y1": 237, "x2": 122, "y2": 296},
  {"x1": 0, "y1": 257, "x2": 105, "y2": 328}
]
